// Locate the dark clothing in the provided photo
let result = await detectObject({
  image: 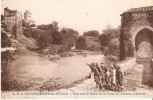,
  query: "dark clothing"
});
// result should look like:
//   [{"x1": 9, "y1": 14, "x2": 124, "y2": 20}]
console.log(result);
[
  {"x1": 116, "y1": 70, "x2": 123, "y2": 85},
  {"x1": 117, "y1": 81, "x2": 122, "y2": 86},
  {"x1": 100, "y1": 65, "x2": 107, "y2": 72},
  {"x1": 115, "y1": 65, "x2": 120, "y2": 70},
  {"x1": 96, "y1": 66, "x2": 103, "y2": 73},
  {"x1": 93, "y1": 67, "x2": 100, "y2": 78},
  {"x1": 88, "y1": 64, "x2": 95, "y2": 73}
]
